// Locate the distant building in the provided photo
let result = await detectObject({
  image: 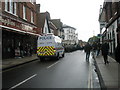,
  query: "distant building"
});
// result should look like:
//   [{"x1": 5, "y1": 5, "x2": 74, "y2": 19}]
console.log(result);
[
  {"x1": 62, "y1": 25, "x2": 78, "y2": 47},
  {"x1": 78, "y1": 40, "x2": 86, "y2": 47}
]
